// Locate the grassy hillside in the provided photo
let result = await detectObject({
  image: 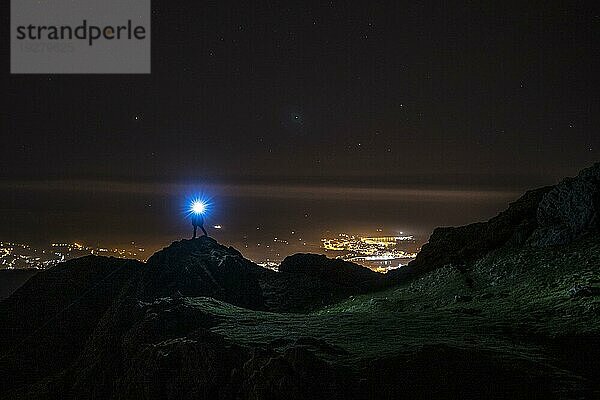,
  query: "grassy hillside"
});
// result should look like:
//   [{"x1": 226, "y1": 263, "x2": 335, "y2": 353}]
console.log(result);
[
  {"x1": 2, "y1": 232, "x2": 598, "y2": 398},
  {"x1": 181, "y1": 235, "x2": 599, "y2": 396}
]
